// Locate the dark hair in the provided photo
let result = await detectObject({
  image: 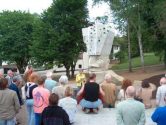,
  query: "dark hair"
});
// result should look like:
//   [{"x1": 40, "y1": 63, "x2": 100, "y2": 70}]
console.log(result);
[
  {"x1": 141, "y1": 81, "x2": 150, "y2": 88},
  {"x1": 0, "y1": 78, "x2": 8, "y2": 90},
  {"x1": 121, "y1": 79, "x2": 132, "y2": 91},
  {"x1": 37, "y1": 76, "x2": 46, "y2": 85},
  {"x1": 89, "y1": 73, "x2": 96, "y2": 80},
  {"x1": 49, "y1": 93, "x2": 59, "y2": 106}
]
